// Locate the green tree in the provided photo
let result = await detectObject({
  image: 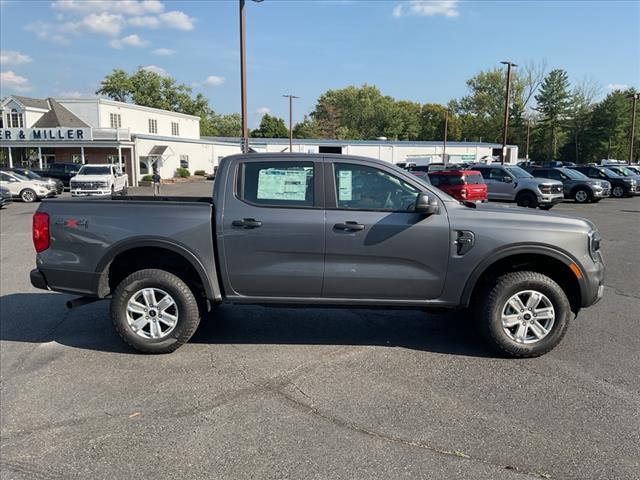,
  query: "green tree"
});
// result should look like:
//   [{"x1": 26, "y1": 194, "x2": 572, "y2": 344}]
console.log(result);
[
  {"x1": 251, "y1": 114, "x2": 289, "y2": 138},
  {"x1": 535, "y1": 69, "x2": 571, "y2": 158},
  {"x1": 204, "y1": 113, "x2": 242, "y2": 137},
  {"x1": 559, "y1": 79, "x2": 600, "y2": 163},
  {"x1": 95, "y1": 68, "x2": 131, "y2": 102},
  {"x1": 395, "y1": 101, "x2": 421, "y2": 140},
  {"x1": 293, "y1": 115, "x2": 320, "y2": 139}
]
